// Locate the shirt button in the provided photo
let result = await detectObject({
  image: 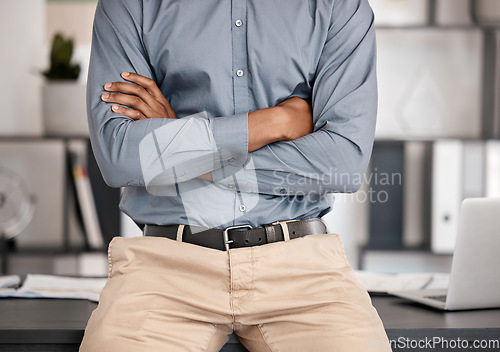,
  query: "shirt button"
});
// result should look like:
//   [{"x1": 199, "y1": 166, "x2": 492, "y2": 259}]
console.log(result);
[
  {"x1": 235, "y1": 19, "x2": 243, "y2": 27},
  {"x1": 228, "y1": 183, "x2": 234, "y2": 189},
  {"x1": 239, "y1": 205, "x2": 246, "y2": 212},
  {"x1": 236, "y1": 69, "x2": 244, "y2": 77},
  {"x1": 279, "y1": 188, "x2": 286, "y2": 194}
]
